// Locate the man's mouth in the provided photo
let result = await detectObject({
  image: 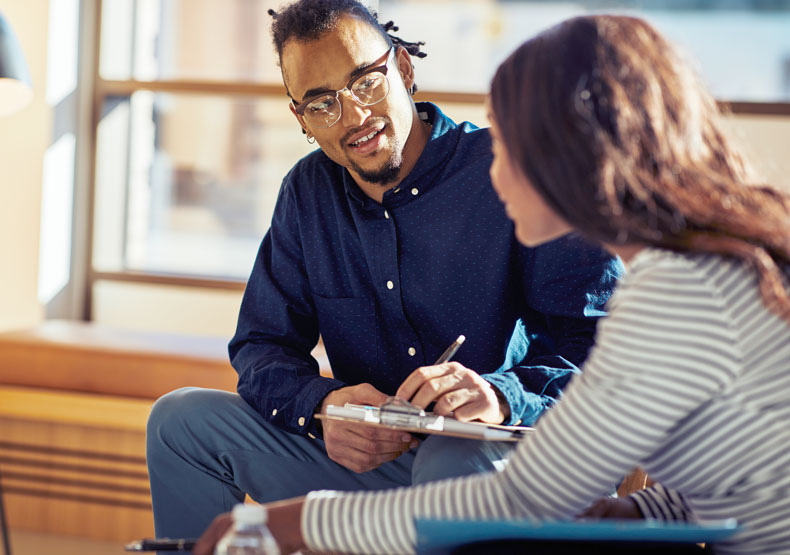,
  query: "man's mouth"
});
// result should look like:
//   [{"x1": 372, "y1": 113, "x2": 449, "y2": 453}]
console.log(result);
[{"x1": 346, "y1": 124, "x2": 386, "y2": 154}]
